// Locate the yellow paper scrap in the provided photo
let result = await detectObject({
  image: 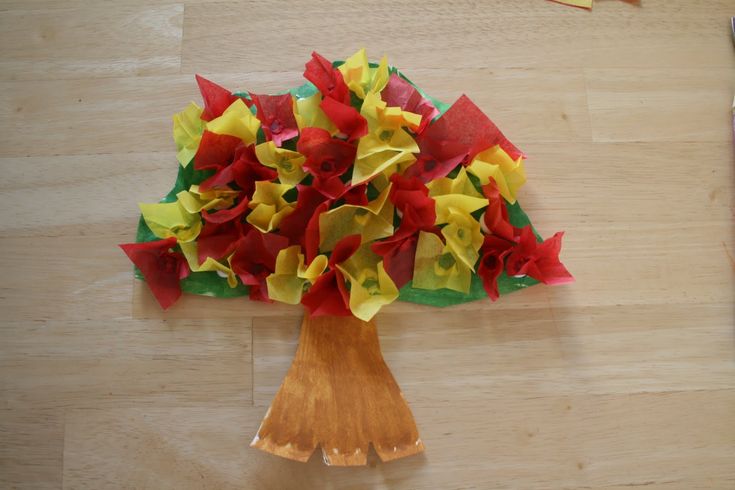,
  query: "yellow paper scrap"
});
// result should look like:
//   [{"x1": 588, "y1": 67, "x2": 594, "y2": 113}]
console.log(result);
[
  {"x1": 441, "y1": 207, "x2": 483, "y2": 271},
  {"x1": 550, "y1": 0, "x2": 593, "y2": 8},
  {"x1": 173, "y1": 102, "x2": 205, "y2": 167},
  {"x1": 139, "y1": 201, "x2": 202, "y2": 243},
  {"x1": 412, "y1": 231, "x2": 472, "y2": 294},
  {"x1": 361, "y1": 91, "x2": 421, "y2": 133},
  {"x1": 294, "y1": 93, "x2": 337, "y2": 134},
  {"x1": 353, "y1": 139, "x2": 417, "y2": 184},
  {"x1": 266, "y1": 246, "x2": 328, "y2": 304},
  {"x1": 206, "y1": 99, "x2": 260, "y2": 146},
  {"x1": 318, "y1": 184, "x2": 395, "y2": 252},
  {"x1": 467, "y1": 145, "x2": 526, "y2": 204},
  {"x1": 247, "y1": 181, "x2": 295, "y2": 232},
  {"x1": 353, "y1": 92, "x2": 420, "y2": 184},
  {"x1": 176, "y1": 185, "x2": 239, "y2": 214},
  {"x1": 338, "y1": 48, "x2": 389, "y2": 99},
  {"x1": 254, "y1": 141, "x2": 307, "y2": 185},
  {"x1": 337, "y1": 244, "x2": 399, "y2": 321},
  {"x1": 180, "y1": 242, "x2": 238, "y2": 288},
  {"x1": 427, "y1": 167, "x2": 488, "y2": 224}
]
